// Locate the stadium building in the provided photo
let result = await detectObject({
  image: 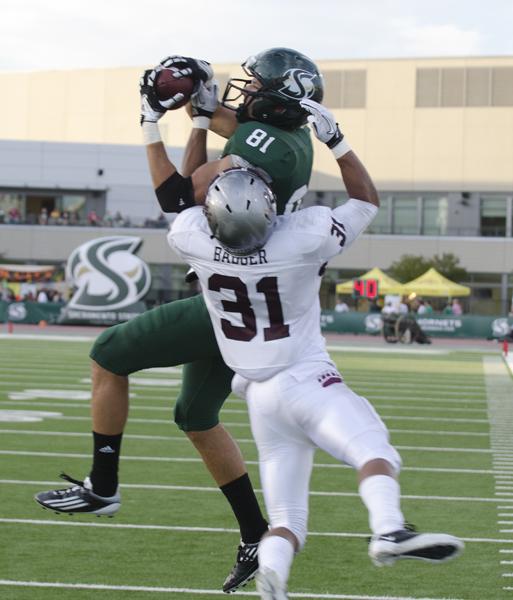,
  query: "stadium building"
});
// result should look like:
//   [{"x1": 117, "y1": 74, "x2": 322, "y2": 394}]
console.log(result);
[{"x1": 0, "y1": 55, "x2": 512, "y2": 312}]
